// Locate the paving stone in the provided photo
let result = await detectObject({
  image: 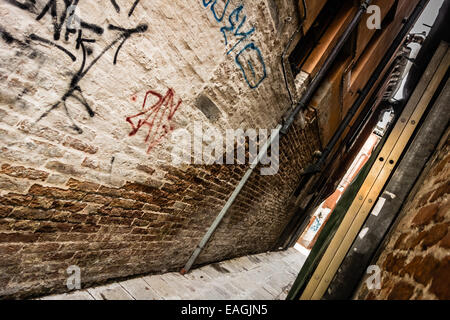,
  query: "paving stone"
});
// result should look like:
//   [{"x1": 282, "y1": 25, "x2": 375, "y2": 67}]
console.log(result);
[
  {"x1": 199, "y1": 284, "x2": 233, "y2": 300},
  {"x1": 87, "y1": 283, "x2": 134, "y2": 300},
  {"x1": 41, "y1": 290, "x2": 94, "y2": 300},
  {"x1": 246, "y1": 287, "x2": 275, "y2": 300},
  {"x1": 143, "y1": 275, "x2": 181, "y2": 299},
  {"x1": 201, "y1": 265, "x2": 228, "y2": 278},
  {"x1": 234, "y1": 256, "x2": 259, "y2": 271},
  {"x1": 119, "y1": 278, "x2": 162, "y2": 300},
  {"x1": 159, "y1": 273, "x2": 198, "y2": 299},
  {"x1": 262, "y1": 283, "x2": 280, "y2": 296},
  {"x1": 183, "y1": 268, "x2": 213, "y2": 281}
]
